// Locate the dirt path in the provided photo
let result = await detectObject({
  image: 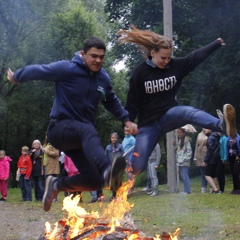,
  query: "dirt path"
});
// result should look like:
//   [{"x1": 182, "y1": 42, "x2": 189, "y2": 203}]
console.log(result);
[{"x1": 0, "y1": 201, "x2": 59, "y2": 240}]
